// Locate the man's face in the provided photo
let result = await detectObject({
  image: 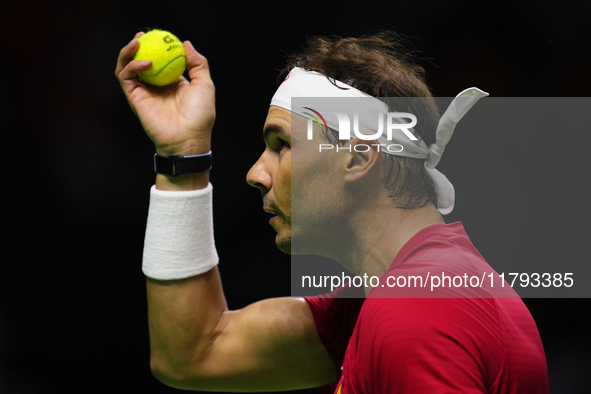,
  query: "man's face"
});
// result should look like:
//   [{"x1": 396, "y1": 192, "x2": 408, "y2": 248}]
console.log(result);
[
  {"x1": 247, "y1": 106, "x2": 293, "y2": 253},
  {"x1": 247, "y1": 106, "x2": 345, "y2": 254}
]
